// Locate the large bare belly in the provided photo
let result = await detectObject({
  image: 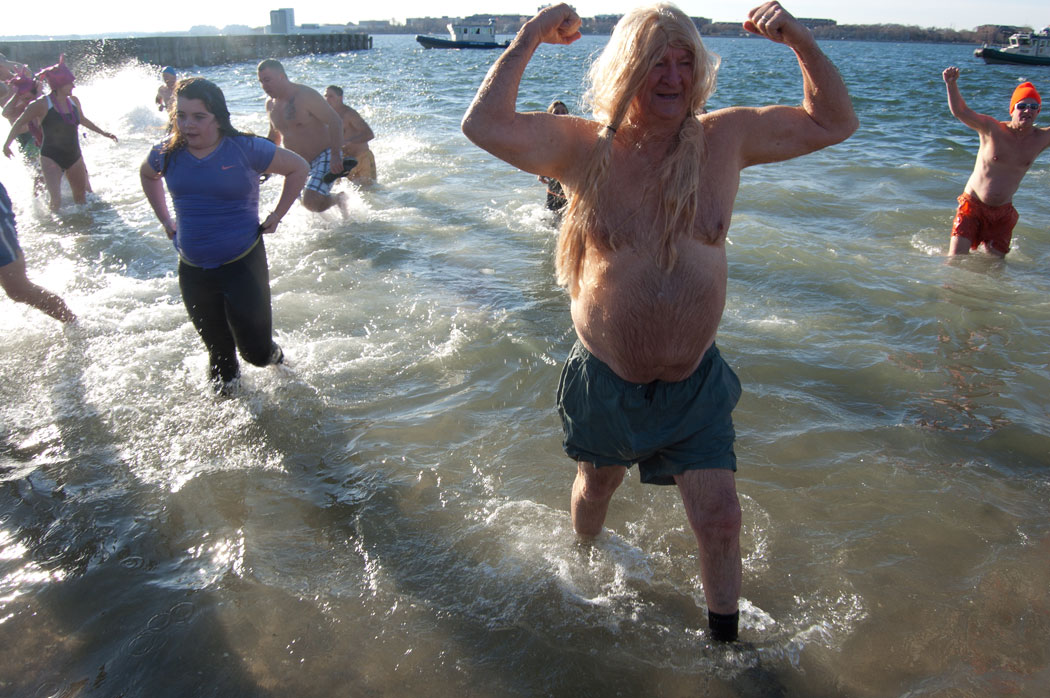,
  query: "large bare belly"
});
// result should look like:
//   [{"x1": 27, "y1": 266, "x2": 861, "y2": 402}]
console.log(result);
[
  {"x1": 571, "y1": 241, "x2": 727, "y2": 383},
  {"x1": 275, "y1": 123, "x2": 329, "y2": 162}
]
